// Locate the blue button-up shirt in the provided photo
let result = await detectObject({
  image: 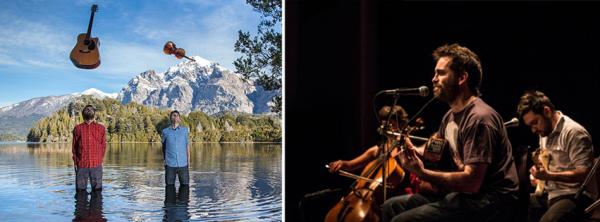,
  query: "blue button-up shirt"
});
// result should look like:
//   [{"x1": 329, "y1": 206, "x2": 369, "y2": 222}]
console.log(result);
[{"x1": 161, "y1": 125, "x2": 189, "y2": 167}]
